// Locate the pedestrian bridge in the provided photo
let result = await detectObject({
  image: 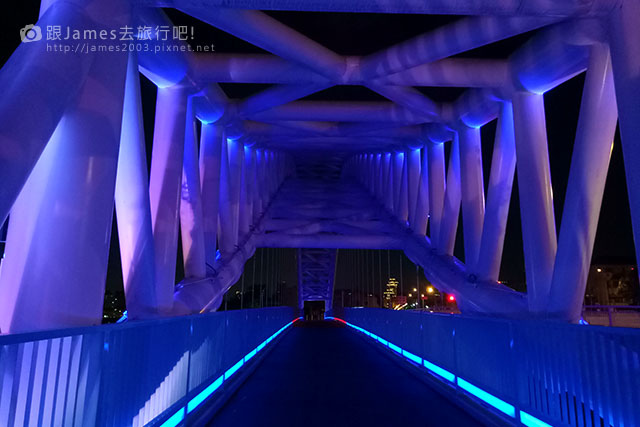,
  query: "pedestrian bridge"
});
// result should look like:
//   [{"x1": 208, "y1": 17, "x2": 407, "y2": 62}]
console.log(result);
[{"x1": 1, "y1": 0, "x2": 640, "y2": 425}]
